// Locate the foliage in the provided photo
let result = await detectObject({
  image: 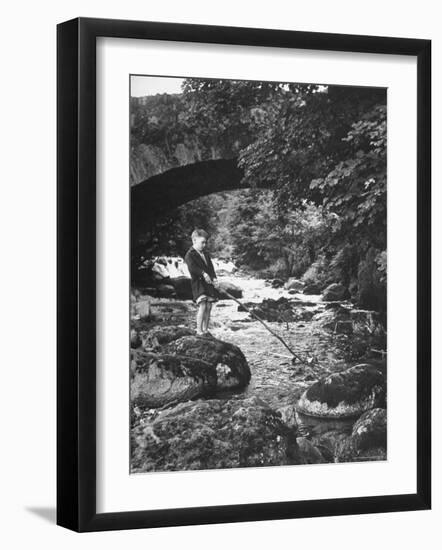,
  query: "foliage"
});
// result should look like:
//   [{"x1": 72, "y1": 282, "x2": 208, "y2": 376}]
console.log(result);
[
  {"x1": 131, "y1": 79, "x2": 387, "y2": 312},
  {"x1": 180, "y1": 79, "x2": 290, "y2": 158},
  {"x1": 357, "y1": 247, "x2": 387, "y2": 313},
  {"x1": 131, "y1": 94, "x2": 187, "y2": 154},
  {"x1": 227, "y1": 190, "x2": 342, "y2": 278}
]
